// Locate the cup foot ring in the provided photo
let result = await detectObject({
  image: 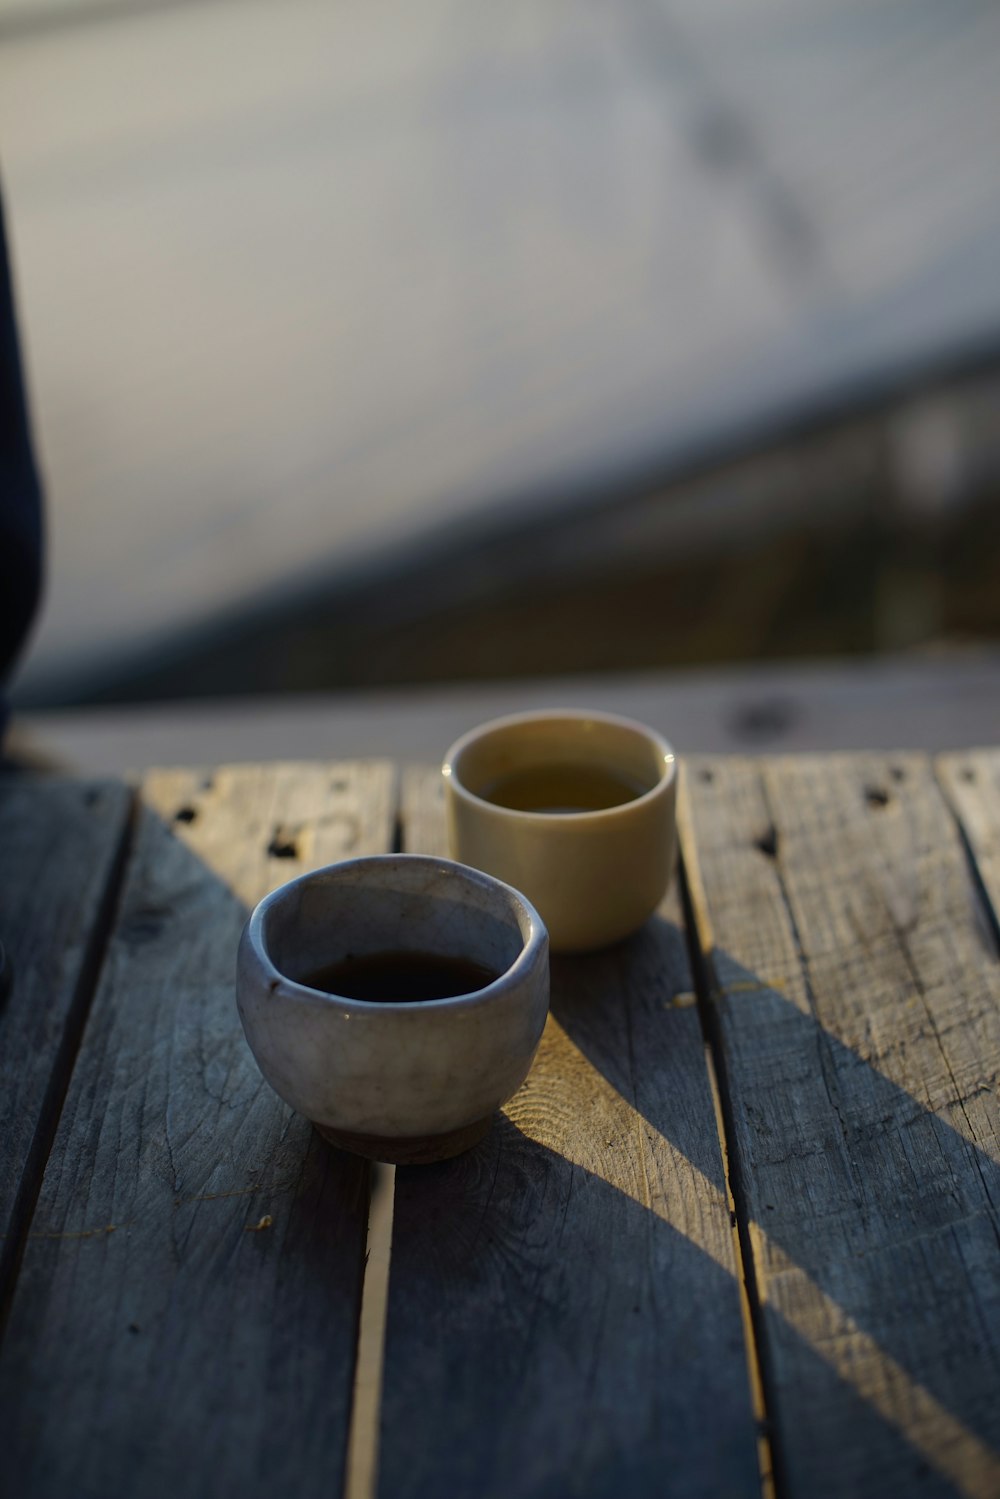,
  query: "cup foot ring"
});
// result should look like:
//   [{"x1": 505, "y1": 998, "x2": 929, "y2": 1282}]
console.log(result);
[{"x1": 313, "y1": 1115, "x2": 492, "y2": 1164}]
